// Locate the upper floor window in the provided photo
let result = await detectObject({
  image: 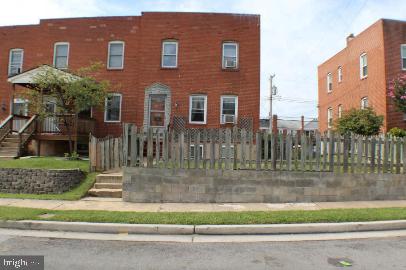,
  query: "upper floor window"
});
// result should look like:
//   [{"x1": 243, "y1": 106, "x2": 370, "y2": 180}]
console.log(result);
[
  {"x1": 361, "y1": 97, "x2": 368, "y2": 109},
  {"x1": 401, "y1": 44, "x2": 406, "y2": 70},
  {"x1": 222, "y1": 42, "x2": 238, "y2": 69},
  {"x1": 338, "y1": 66, "x2": 343, "y2": 83},
  {"x1": 360, "y1": 53, "x2": 368, "y2": 79},
  {"x1": 162, "y1": 40, "x2": 178, "y2": 68},
  {"x1": 189, "y1": 95, "x2": 207, "y2": 124},
  {"x1": 338, "y1": 104, "x2": 343, "y2": 118},
  {"x1": 104, "y1": 93, "x2": 122, "y2": 122},
  {"x1": 220, "y1": 96, "x2": 238, "y2": 124},
  {"x1": 107, "y1": 41, "x2": 124, "y2": 69},
  {"x1": 54, "y1": 42, "x2": 69, "y2": 69},
  {"x1": 327, "y1": 72, "x2": 333, "y2": 92},
  {"x1": 327, "y1": 107, "x2": 333, "y2": 128},
  {"x1": 8, "y1": 49, "x2": 23, "y2": 76}
]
